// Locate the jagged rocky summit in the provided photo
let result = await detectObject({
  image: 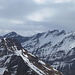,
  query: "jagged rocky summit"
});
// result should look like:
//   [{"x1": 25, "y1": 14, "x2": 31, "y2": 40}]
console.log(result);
[{"x1": 0, "y1": 38, "x2": 63, "y2": 75}]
